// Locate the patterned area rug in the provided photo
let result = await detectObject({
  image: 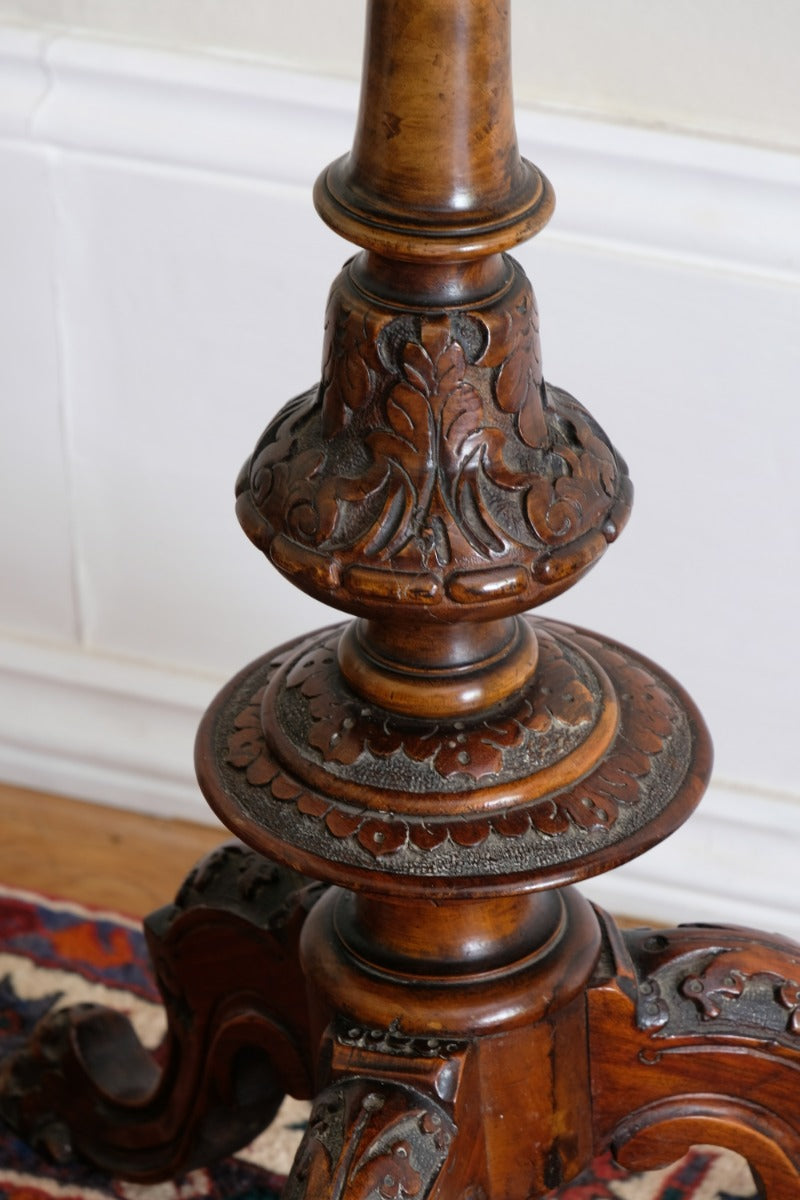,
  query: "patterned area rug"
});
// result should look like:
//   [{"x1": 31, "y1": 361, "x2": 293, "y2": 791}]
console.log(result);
[{"x1": 0, "y1": 886, "x2": 758, "y2": 1200}]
